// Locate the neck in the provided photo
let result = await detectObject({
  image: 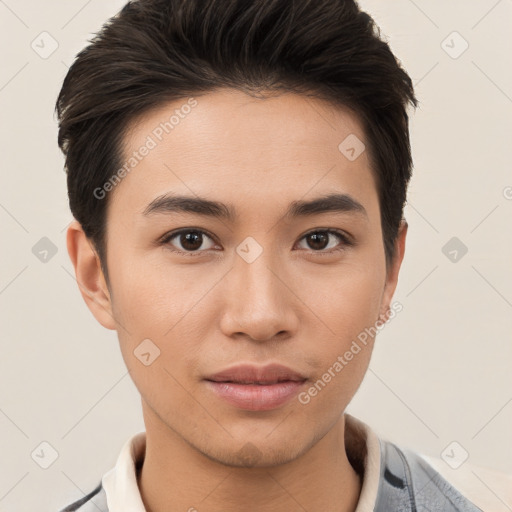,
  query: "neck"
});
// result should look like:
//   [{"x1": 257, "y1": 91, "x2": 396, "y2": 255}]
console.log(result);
[{"x1": 137, "y1": 410, "x2": 362, "y2": 512}]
